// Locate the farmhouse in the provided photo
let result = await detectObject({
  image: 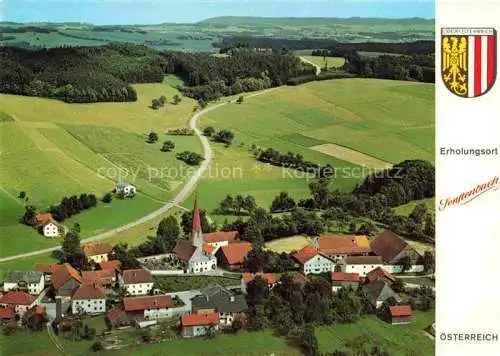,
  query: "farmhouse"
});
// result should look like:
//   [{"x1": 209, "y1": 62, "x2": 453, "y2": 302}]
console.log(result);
[
  {"x1": 331, "y1": 272, "x2": 360, "y2": 292},
  {"x1": 370, "y1": 230, "x2": 423, "y2": 273},
  {"x1": 83, "y1": 241, "x2": 114, "y2": 263},
  {"x1": 181, "y1": 312, "x2": 220, "y2": 338},
  {"x1": 203, "y1": 231, "x2": 240, "y2": 251},
  {"x1": 365, "y1": 267, "x2": 397, "y2": 285},
  {"x1": 173, "y1": 196, "x2": 217, "y2": 273},
  {"x1": 82, "y1": 270, "x2": 116, "y2": 287},
  {"x1": 71, "y1": 283, "x2": 106, "y2": 315},
  {"x1": 35, "y1": 213, "x2": 60, "y2": 237},
  {"x1": 0, "y1": 291, "x2": 36, "y2": 316},
  {"x1": 99, "y1": 260, "x2": 121, "y2": 272},
  {"x1": 215, "y1": 241, "x2": 253, "y2": 270},
  {"x1": 3, "y1": 271, "x2": 45, "y2": 295},
  {"x1": 241, "y1": 273, "x2": 277, "y2": 292},
  {"x1": 106, "y1": 307, "x2": 133, "y2": 329},
  {"x1": 292, "y1": 245, "x2": 334, "y2": 275},
  {"x1": 362, "y1": 280, "x2": 401, "y2": 309},
  {"x1": 191, "y1": 284, "x2": 248, "y2": 326},
  {"x1": 388, "y1": 305, "x2": 413, "y2": 325},
  {"x1": 51, "y1": 263, "x2": 82, "y2": 299},
  {"x1": 315, "y1": 236, "x2": 371, "y2": 264},
  {"x1": 345, "y1": 256, "x2": 383, "y2": 277},
  {"x1": 115, "y1": 181, "x2": 136, "y2": 197},
  {"x1": 123, "y1": 295, "x2": 176, "y2": 320},
  {"x1": 118, "y1": 269, "x2": 153, "y2": 296}
]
